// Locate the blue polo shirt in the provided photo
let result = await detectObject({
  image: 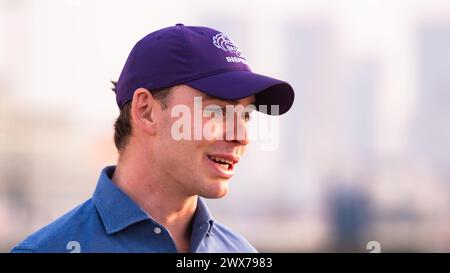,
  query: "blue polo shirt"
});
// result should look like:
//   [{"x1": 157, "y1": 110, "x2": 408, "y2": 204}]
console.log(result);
[{"x1": 10, "y1": 166, "x2": 257, "y2": 253}]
